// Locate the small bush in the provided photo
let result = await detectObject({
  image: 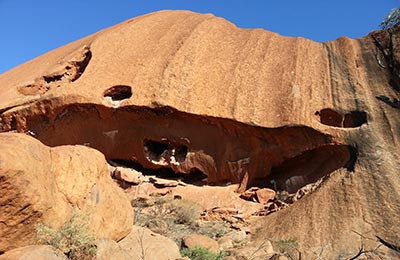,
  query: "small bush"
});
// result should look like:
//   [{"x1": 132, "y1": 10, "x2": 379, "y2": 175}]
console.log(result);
[
  {"x1": 197, "y1": 221, "x2": 230, "y2": 240},
  {"x1": 181, "y1": 246, "x2": 228, "y2": 260},
  {"x1": 274, "y1": 238, "x2": 299, "y2": 259},
  {"x1": 36, "y1": 212, "x2": 96, "y2": 260},
  {"x1": 167, "y1": 199, "x2": 202, "y2": 225},
  {"x1": 134, "y1": 197, "x2": 201, "y2": 228}
]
